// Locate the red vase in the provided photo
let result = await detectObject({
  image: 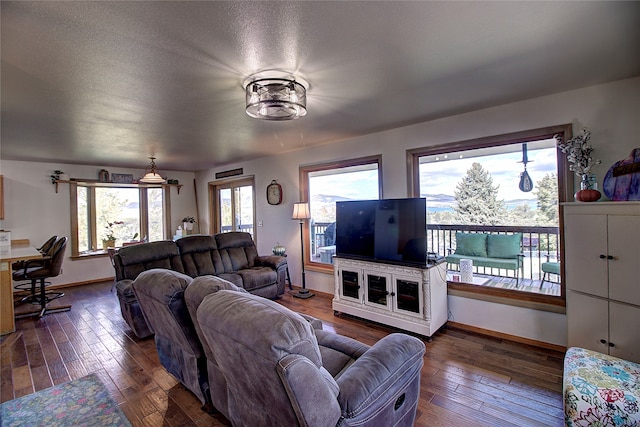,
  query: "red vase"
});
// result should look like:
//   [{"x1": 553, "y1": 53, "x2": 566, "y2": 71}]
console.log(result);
[{"x1": 575, "y1": 189, "x2": 601, "y2": 202}]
